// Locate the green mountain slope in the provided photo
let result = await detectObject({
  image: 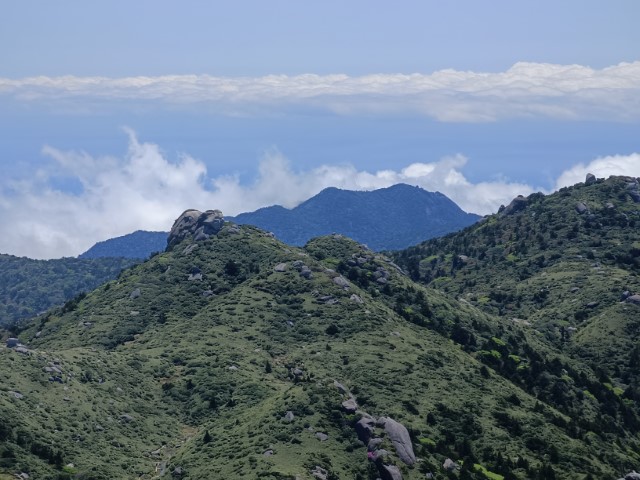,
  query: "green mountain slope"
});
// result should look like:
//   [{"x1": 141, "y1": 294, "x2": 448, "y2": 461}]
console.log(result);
[
  {"x1": 2, "y1": 203, "x2": 640, "y2": 479},
  {"x1": 0, "y1": 254, "x2": 138, "y2": 327},
  {"x1": 393, "y1": 175, "x2": 640, "y2": 430}
]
